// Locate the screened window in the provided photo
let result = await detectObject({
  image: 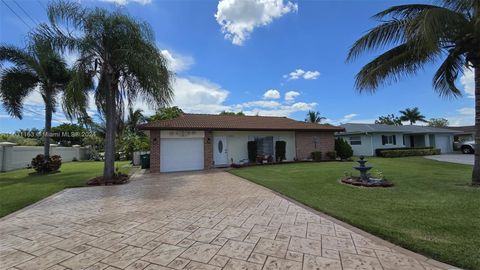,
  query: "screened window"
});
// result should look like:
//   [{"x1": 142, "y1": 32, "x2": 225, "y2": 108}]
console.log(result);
[
  {"x1": 382, "y1": 135, "x2": 396, "y2": 145},
  {"x1": 255, "y1": 136, "x2": 274, "y2": 156},
  {"x1": 349, "y1": 136, "x2": 362, "y2": 145}
]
